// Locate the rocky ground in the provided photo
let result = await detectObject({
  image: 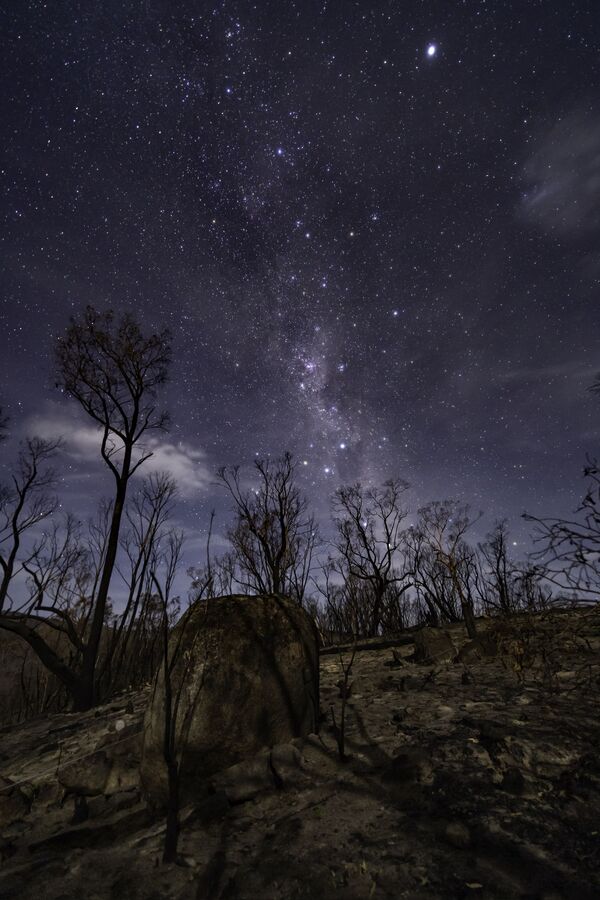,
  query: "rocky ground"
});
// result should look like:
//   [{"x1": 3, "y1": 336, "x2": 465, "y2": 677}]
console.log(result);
[{"x1": 1, "y1": 608, "x2": 599, "y2": 900}]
